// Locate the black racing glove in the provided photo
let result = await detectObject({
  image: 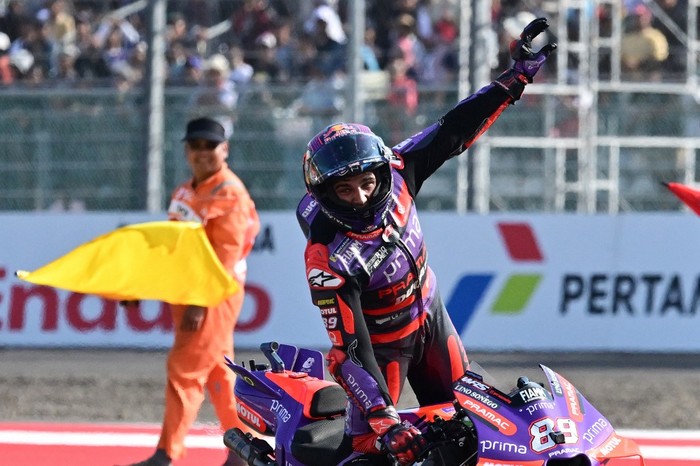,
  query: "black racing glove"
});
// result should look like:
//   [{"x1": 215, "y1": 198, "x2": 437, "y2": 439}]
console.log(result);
[
  {"x1": 511, "y1": 17, "x2": 557, "y2": 82},
  {"x1": 495, "y1": 17, "x2": 557, "y2": 101},
  {"x1": 379, "y1": 421, "x2": 427, "y2": 465}
]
